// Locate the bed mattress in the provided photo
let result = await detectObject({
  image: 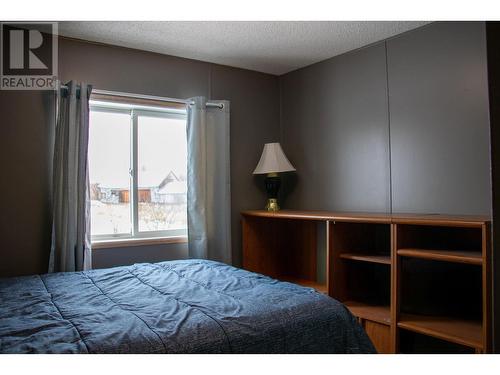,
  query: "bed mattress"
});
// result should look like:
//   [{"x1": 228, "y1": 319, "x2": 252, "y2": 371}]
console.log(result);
[{"x1": 0, "y1": 259, "x2": 375, "y2": 353}]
